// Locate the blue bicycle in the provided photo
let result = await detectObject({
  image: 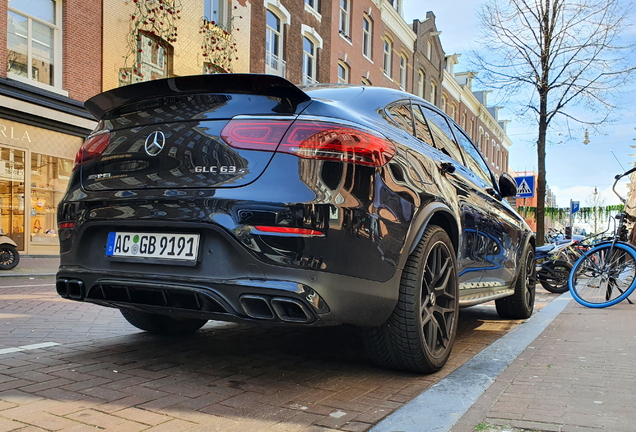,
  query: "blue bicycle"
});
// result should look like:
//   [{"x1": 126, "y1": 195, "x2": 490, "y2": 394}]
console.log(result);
[{"x1": 568, "y1": 167, "x2": 636, "y2": 308}]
